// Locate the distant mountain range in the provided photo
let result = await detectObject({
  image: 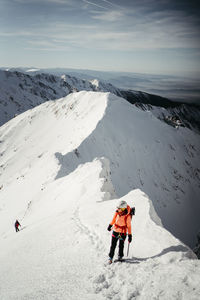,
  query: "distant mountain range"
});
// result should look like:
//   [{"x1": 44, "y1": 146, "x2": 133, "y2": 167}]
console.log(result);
[
  {"x1": 1, "y1": 67, "x2": 200, "y2": 105},
  {"x1": 0, "y1": 69, "x2": 200, "y2": 132}
]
